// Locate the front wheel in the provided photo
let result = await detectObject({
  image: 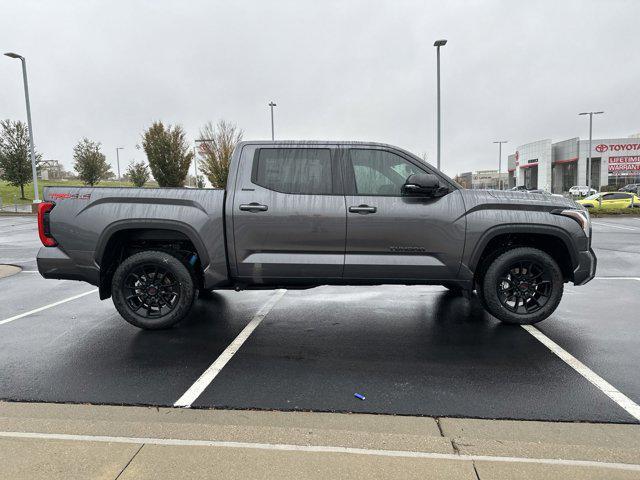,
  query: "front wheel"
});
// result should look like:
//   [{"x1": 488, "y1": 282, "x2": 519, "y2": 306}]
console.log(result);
[
  {"x1": 480, "y1": 247, "x2": 563, "y2": 325},
  {"x1": 112, "y1": 250, "x2": 196, "y2": 329}
]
